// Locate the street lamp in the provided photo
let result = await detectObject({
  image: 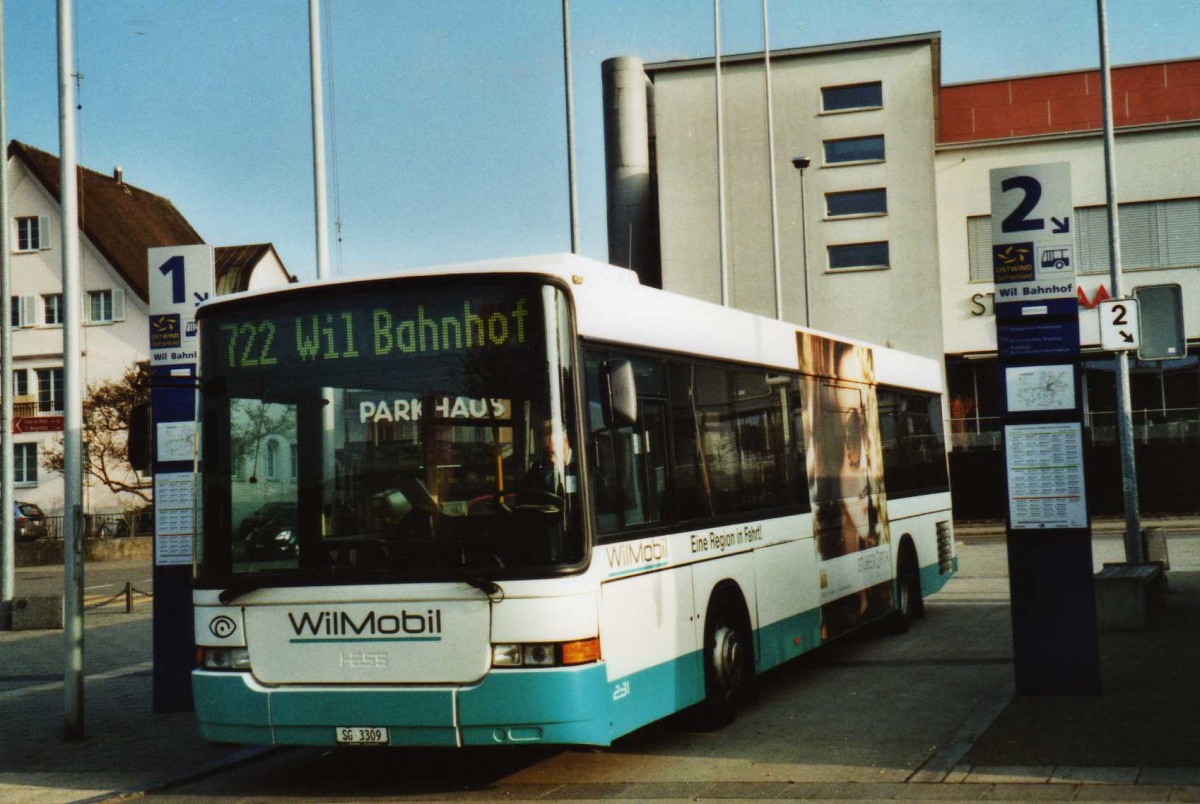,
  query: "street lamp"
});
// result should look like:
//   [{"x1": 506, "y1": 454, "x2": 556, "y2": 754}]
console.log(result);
[{"x1": 791, "y1": 156, "x2": 811, "y2": 327}]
